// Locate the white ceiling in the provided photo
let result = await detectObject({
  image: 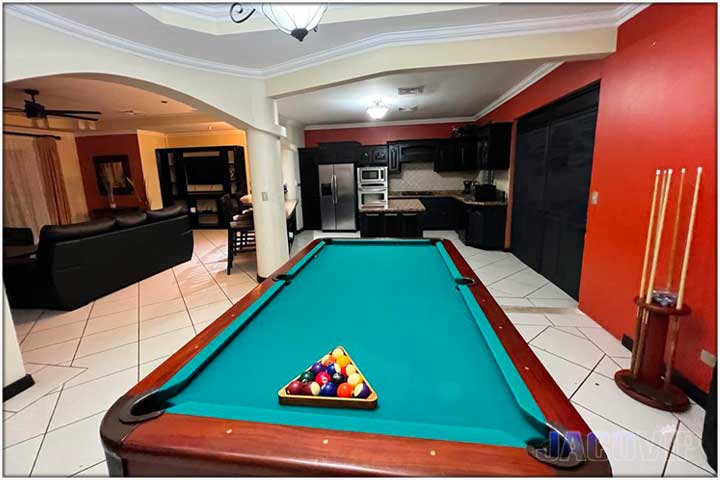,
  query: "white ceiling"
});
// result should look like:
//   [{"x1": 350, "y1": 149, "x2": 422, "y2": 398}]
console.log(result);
[
  {"x1": 4, "y1": 77, "x2": 195, "y2": 119},
  {"x1": 25, "y1": 3, "x2": 627, "y2": 71},
  {"x1": 3, "y1": 77, "x2": 237, "y2": 133},
  {"x1": 278, "y1": 60, "x2": 547, "y2": 125}
]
